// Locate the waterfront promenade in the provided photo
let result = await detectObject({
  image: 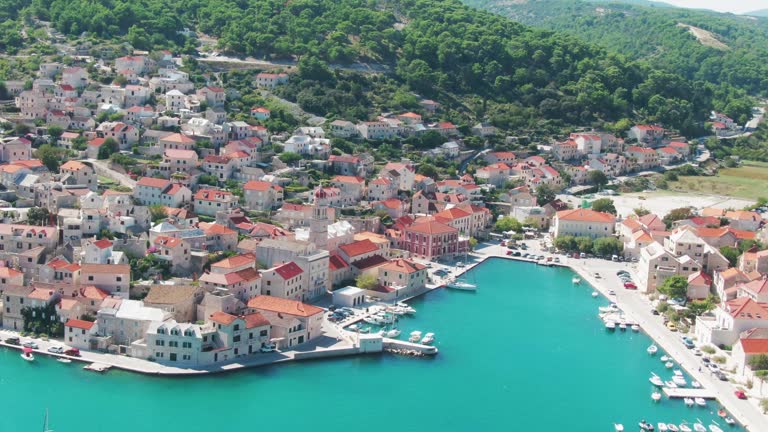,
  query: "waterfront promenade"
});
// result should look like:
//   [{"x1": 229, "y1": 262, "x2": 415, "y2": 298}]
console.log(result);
[{"x1": 469, "y1": 241, "x2": 768, "y2": 432}]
